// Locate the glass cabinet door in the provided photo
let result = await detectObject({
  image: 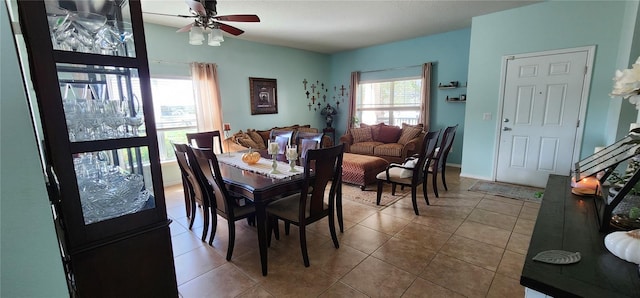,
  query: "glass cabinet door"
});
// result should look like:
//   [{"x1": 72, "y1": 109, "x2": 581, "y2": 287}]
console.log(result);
[
  {"x1": 46, "y1": 0, "x2": 135, "y2": 57},
  {"x1": 57, "y1": 63, "x2": 147, "y2": 142},
  {"x1": 73, "y1": 146, "x2": 154, "y2": 225}
]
